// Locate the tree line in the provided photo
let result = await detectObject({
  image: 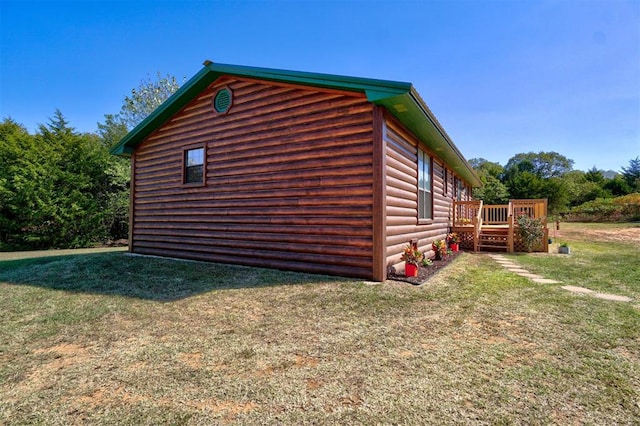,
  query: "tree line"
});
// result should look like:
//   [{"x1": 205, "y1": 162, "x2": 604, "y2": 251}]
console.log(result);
[
  {"x1": 0, "y1": 74, "x2": 181, "y2": 251},
  {"x1": 470, "y1": 153, "x2": 640, "y2": 216},
  {"x1": 1, "y1": 74, "x2": 638, "y2": 251}
]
